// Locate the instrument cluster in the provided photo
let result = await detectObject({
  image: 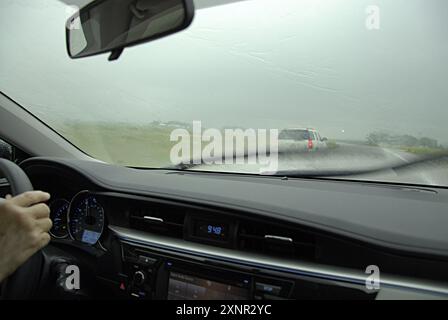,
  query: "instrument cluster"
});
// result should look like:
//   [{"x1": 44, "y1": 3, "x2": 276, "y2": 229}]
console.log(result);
[{"x1": 49, "y1": 191, "x2": 105, "y2": 246}]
